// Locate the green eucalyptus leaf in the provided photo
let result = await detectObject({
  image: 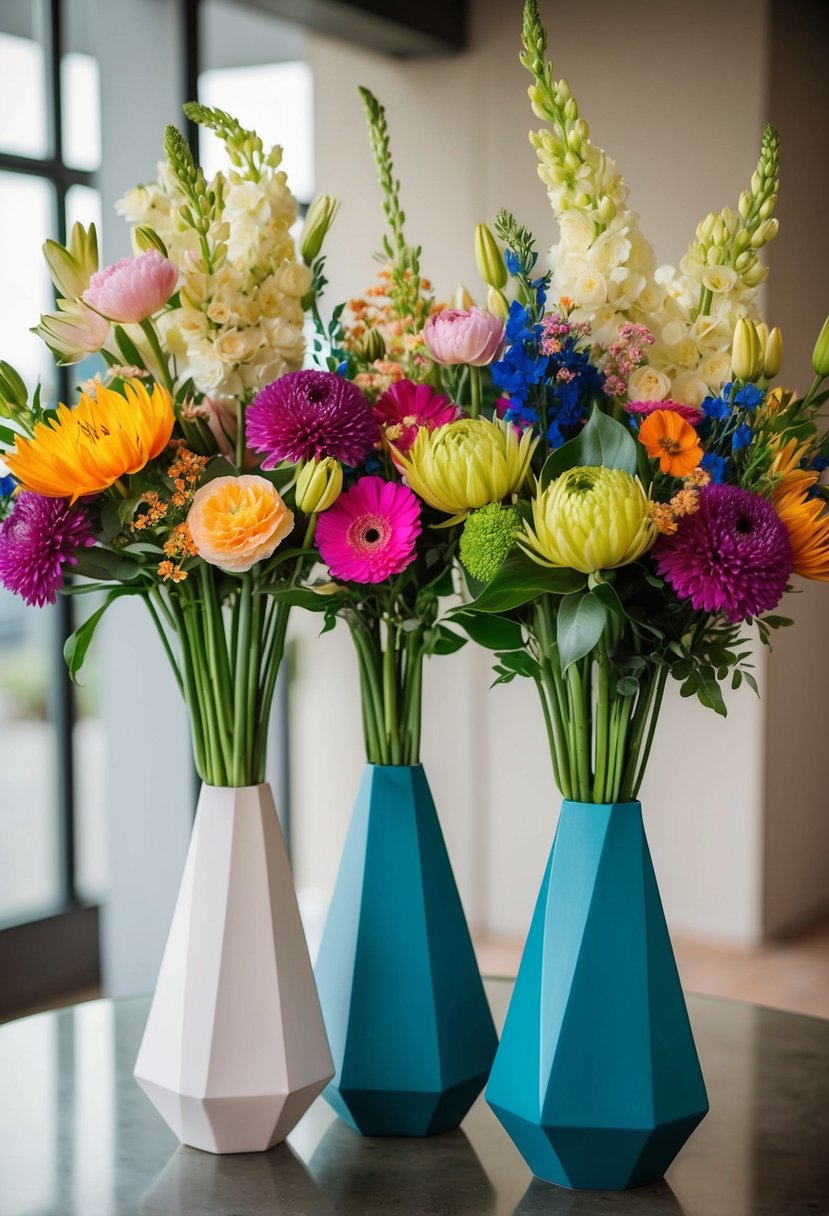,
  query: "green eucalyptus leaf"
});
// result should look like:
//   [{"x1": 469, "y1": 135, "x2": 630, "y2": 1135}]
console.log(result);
[{"x1": 556, "y1": 591, "x2": 606, "y2": 671}]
